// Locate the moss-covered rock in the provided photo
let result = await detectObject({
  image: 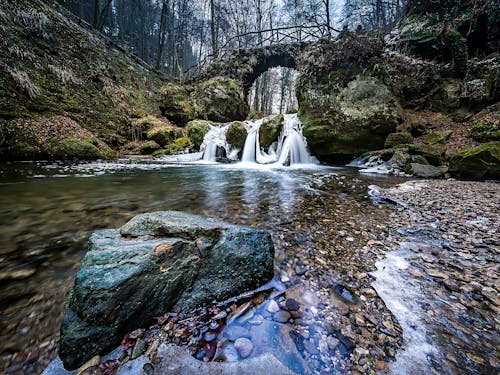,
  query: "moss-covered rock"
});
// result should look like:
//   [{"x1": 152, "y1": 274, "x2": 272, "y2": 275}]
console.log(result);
[
  {"x1": 384, "y1": 132, "x2": 413, "y2": 148},
  {"x1": 299, "y1": 75, "x2": 403, "y2": 157},
  {"x1": 423, "y1": 130, "x2": 452, "y2": 145},
  {"x1": 185, "y1": 120, "x2": 214, "y2": 149},
  {"x1": 160, "y1": 77, "x2": 249, "y2": 125},
  {"x1": 406, "y1": 163, "x2": 444, "y2": 178},
  {"x1": 449, "y1": 142, "x2": 500, "y2": 179},
  {"x1": 164, "y1": 137, "x2": 193, "y2": 155},
  {"x1": 408, "y1": 143, "x2": 446, "y2": 165},
  {"x1": 470, "y1": 105, "x2": 500, "y2": 142},
  {"x1": 226, "y1": 121, "x2": 247, "y2": 150},
  {"x1": 146, "y1": 125, "x2": 184, "y2": 147},
  {"x1": 2, "y1": 116, "x2": 115, "y2": 160},
  {"x1": 259, "y1": 114, "x2": 284, "y2": 149},
  {"x1": 139, "y1": 140, "x2": 161, "y2": 155}
]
